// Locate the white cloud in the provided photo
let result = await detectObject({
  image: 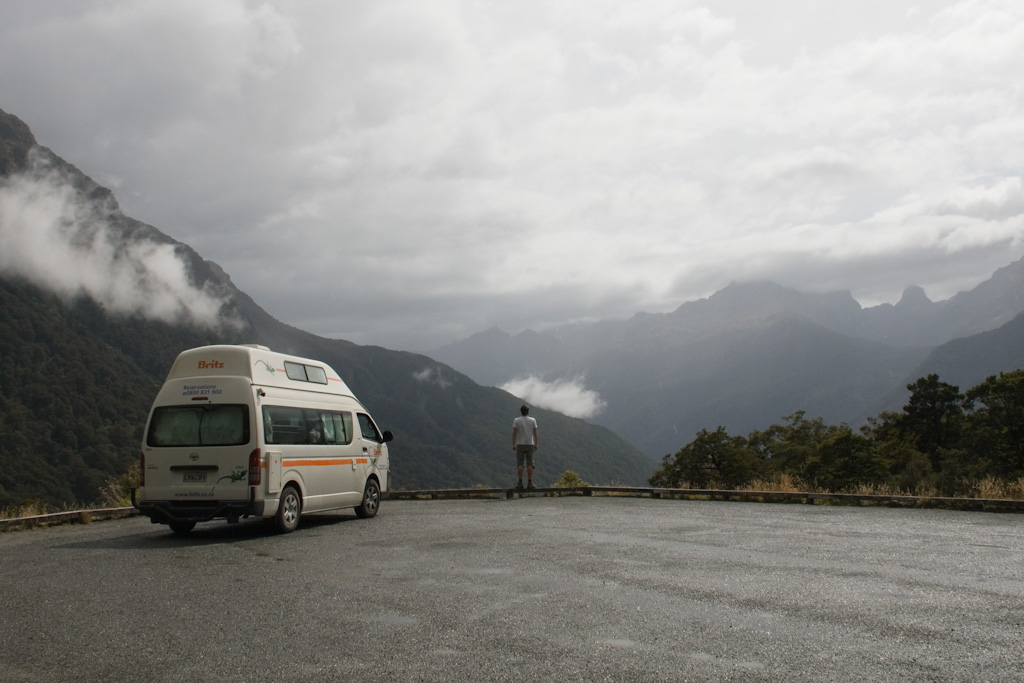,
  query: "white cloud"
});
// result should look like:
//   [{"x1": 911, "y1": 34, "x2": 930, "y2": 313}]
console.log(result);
[
  {"x1": 501, "y1": 375, "x2": 606, "y2": 419},
  {"x1": 0, "y1": 151, "x2": 232, "y2": 327},
  {"x1": 1, "y1": 0, "x2": 1022, "y2": 350},
  {"x1": 412, "y1": 366, "x2": 452, "y2": 389}
]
